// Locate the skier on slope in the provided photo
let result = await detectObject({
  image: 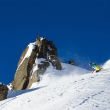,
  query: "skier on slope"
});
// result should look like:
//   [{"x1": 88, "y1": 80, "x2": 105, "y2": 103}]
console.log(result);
[{"x1": 89, "y1": 62, "x2": 102, "y2": 73}]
